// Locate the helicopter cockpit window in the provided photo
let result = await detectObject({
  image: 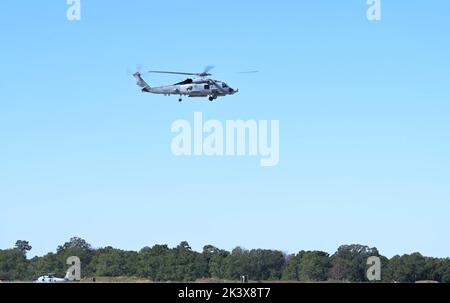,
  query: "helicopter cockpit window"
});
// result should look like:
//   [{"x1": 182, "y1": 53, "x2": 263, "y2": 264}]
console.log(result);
[
  {"x1": 222, "y1": 83, "x2": 228, "y2": 88},
  {"x1": 204, "y1": 85, "x2": 210, "y2": 89}
]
